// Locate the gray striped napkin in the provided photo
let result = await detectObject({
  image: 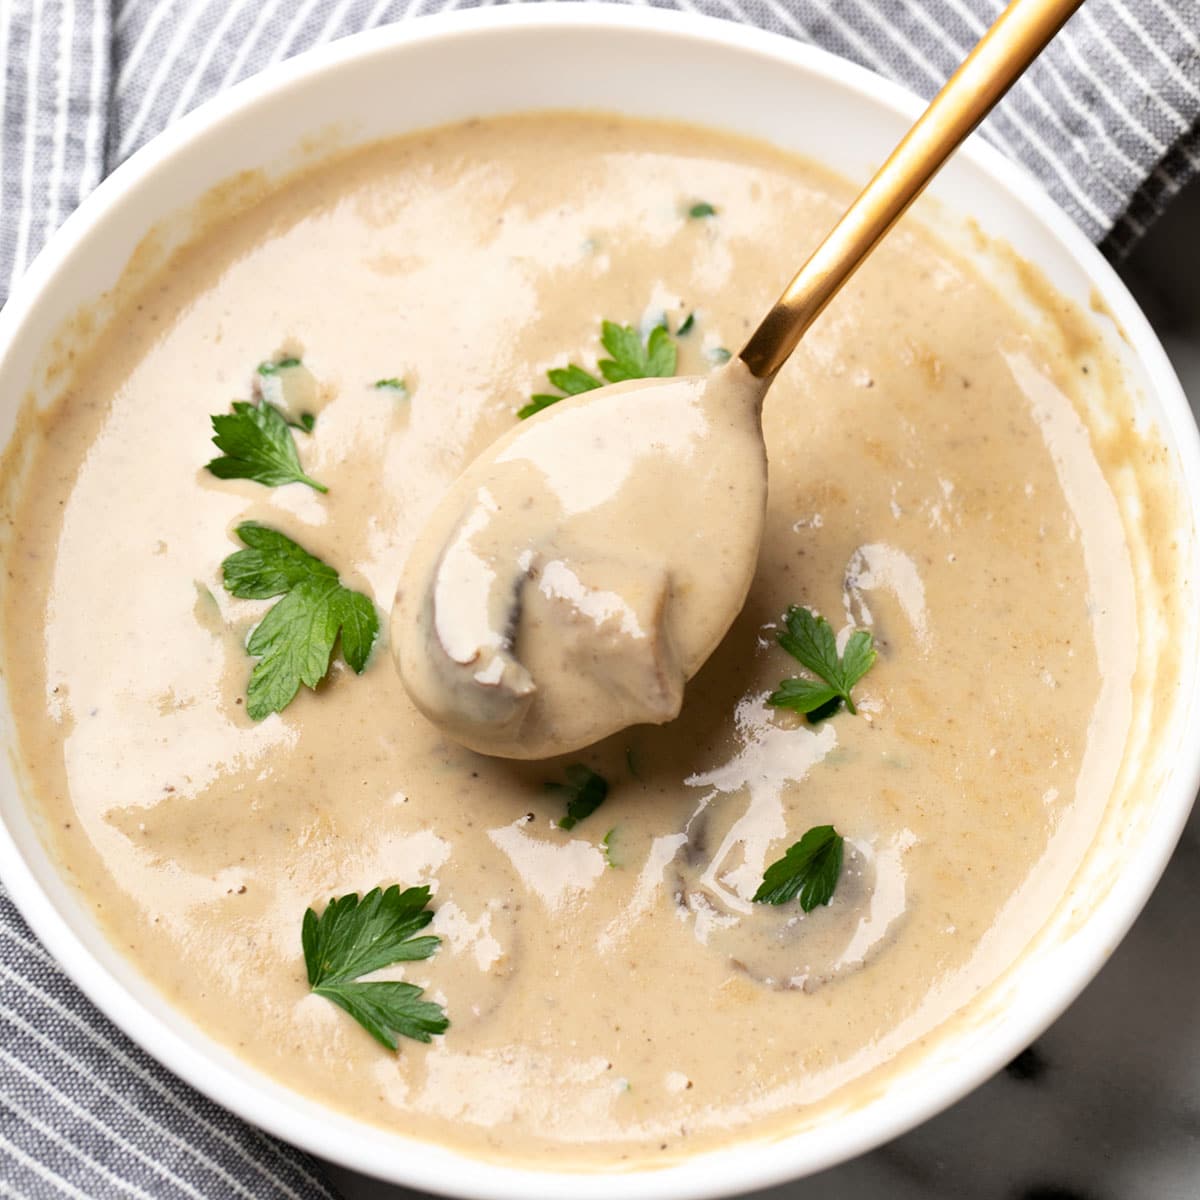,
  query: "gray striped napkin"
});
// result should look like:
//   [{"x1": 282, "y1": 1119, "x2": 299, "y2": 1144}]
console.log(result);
[{"x1": 1, "y1": 1, "x2": 1198, "y2": 1197}]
